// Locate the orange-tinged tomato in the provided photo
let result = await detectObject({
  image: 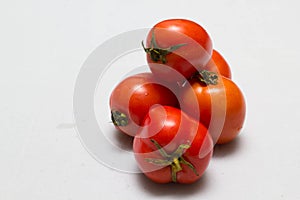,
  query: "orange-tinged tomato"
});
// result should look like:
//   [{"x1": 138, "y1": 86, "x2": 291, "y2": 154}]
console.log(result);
[
  {"x1": 180, "y1": 73, "x2": 246, "y2": 144},
  {"x1": 204, "y1": 49, "x2": 232, "y2": 79}
]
